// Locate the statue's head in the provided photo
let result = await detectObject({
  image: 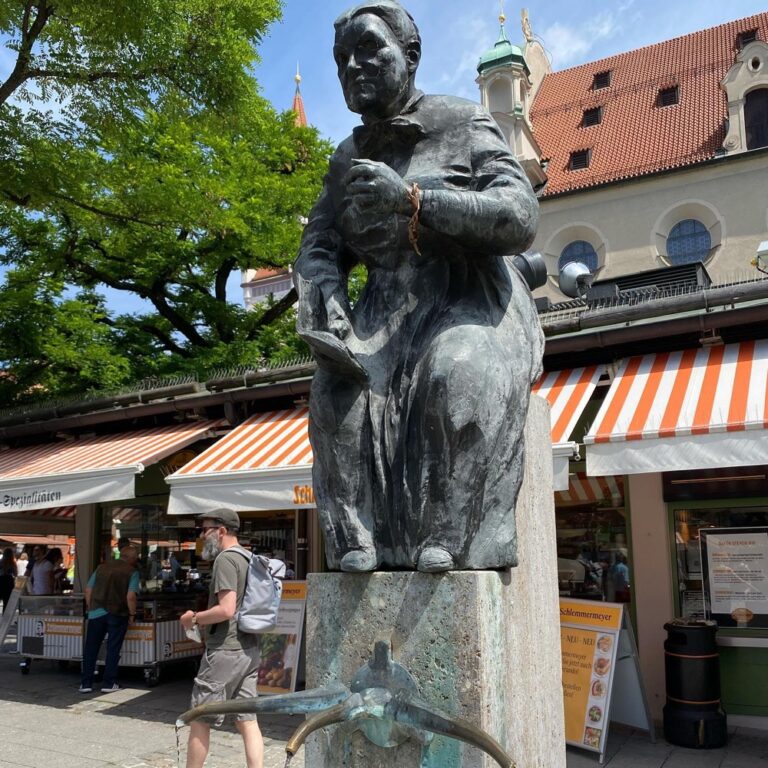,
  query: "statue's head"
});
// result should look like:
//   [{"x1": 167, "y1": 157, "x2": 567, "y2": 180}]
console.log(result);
[{"x1": 333, "y1": 1, "x2": 422, "y2": 120}]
